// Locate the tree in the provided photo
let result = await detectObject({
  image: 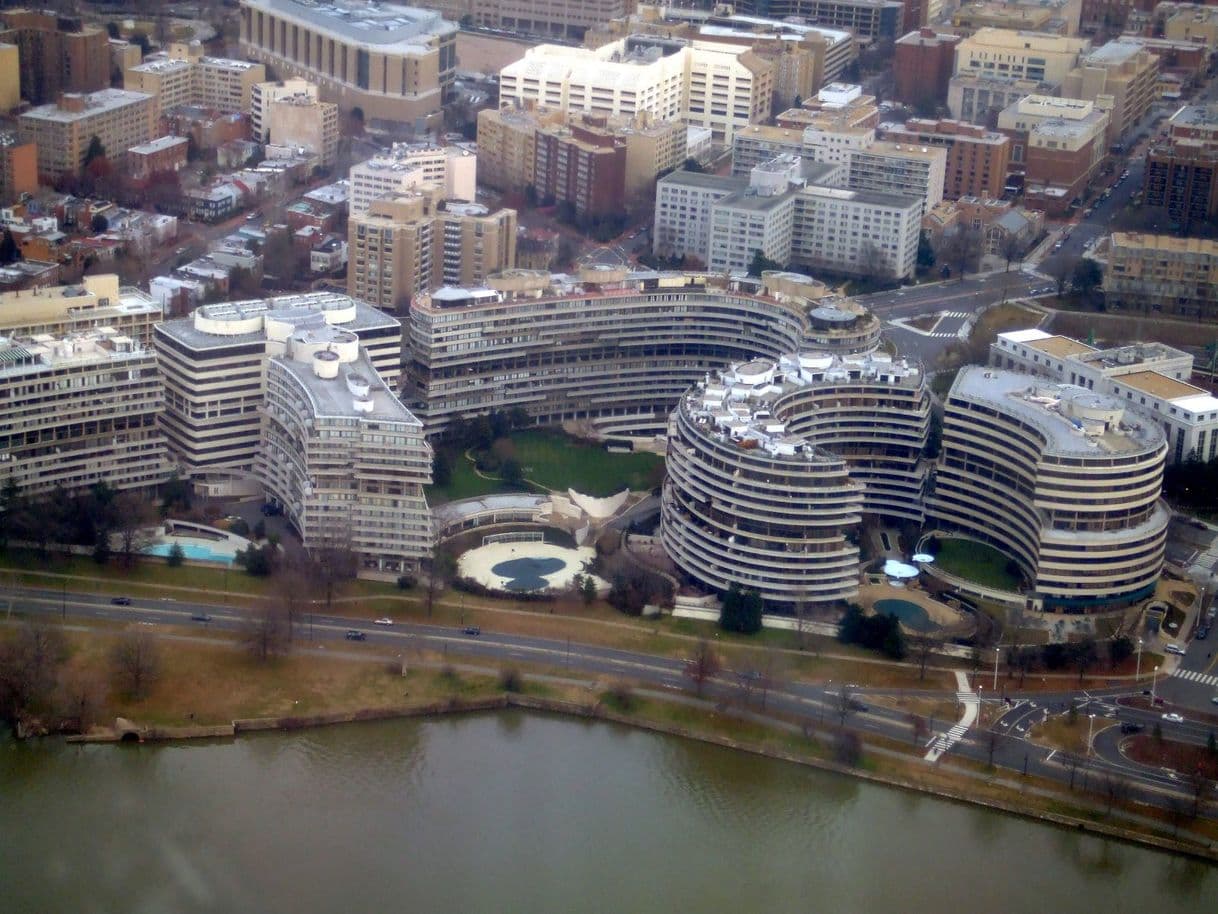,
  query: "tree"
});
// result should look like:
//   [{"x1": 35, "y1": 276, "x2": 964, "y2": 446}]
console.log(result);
[
  {"x1": 1000, "y1": 233, "x2": 1025, "y2": 272},
  {"x1": 432, "y1": 449, "x2": 453, "y2": 488},
  {"x1": 0, "y1": 622, "x2": 66, "y2": 726},
  {"x1": 425, "y1": 536, "x2": 455, "y2": 619},
  {"x1": 941, "y1": 227, "x2": 983, "y2": 282},
  {"x1": 1061, "y1": 752, "x2": 1084, "y2": 790},
  {"x1": 747, "y1": 249, "x2": 783, "y2": 277},
  {"x1": 1109, "y1": 636, "x2": 1134, "y2": 669},
  {"x1": 110, "y1": 630, "x2": 160, "y2": 699},
  {"x1": 83, "y1": 136, "x2": 106, "y2": 168},
  {"x1": 1046, "y1": 256, "x2": 1074, "y2": 297},
  {"x1": 90, "y1": 213, "x2": 108, "y2": 233},
  {"x1": 242, "y1": 605, "x2": 290, "y2": 662},
  {"x1": 112, "y1": 491, "x2": 155, "y2": 569},
  {"x1": 684, "y1": 638, "x2": 720, "y2": 697},
  {"x1": 1072, "y1": 258, "x2": 1103, "y2": 303},
  {"x1": 166, "y1": 543, "x2": 185, "y2": 567},
  {"x1": 855, "y1": 240, "x2": 893, "y2": 289},
  {"x1": 500, "y1": 458, "x2": 524, "y2": 487},
  {"x1": 0, "y1": 229, "x2": 19, "y2": 265},
  {"x1": 910, "y1": 632, "x2": 939, "y2": 681},
  {"x1": 1073, "y1": 637, "x2": 1098, "y2": 685},
  {"x1": 719, "y1": 583, "x2": 763, "y2": 634},
  {"x1": 580, "y1": 574, "x2": 597, "y2": 605},
  {"x1": 916, "y1": 230, "x2": 936, "y2": 272},
  {"x1": 681, "y1": 157, "x2": 706, "y2": 173}
]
